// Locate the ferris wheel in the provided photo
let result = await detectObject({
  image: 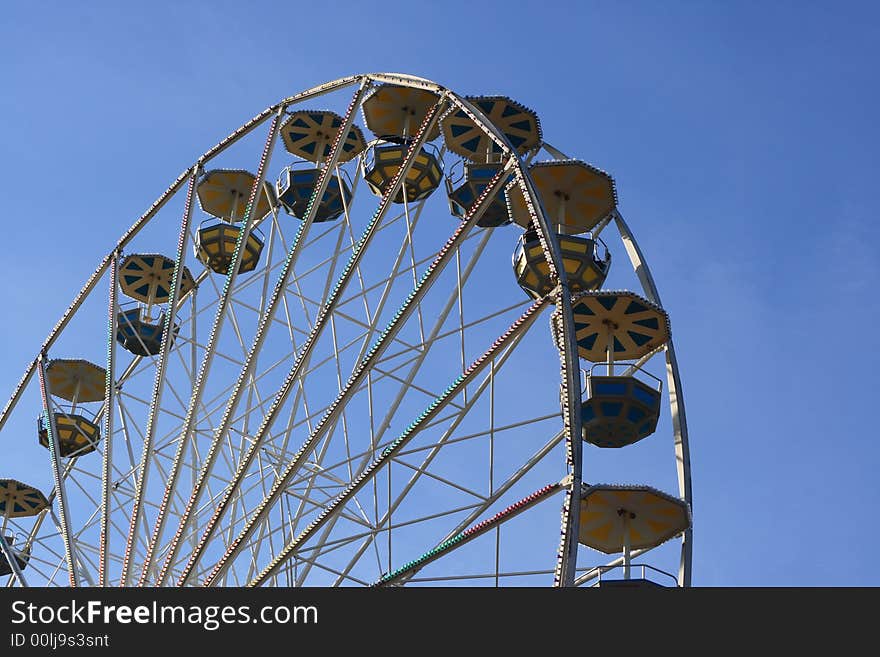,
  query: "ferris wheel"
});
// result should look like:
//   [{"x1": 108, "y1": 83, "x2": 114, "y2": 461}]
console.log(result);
[{"x1": 0, "y1": 73, "x2": 692, "y2": 588}]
